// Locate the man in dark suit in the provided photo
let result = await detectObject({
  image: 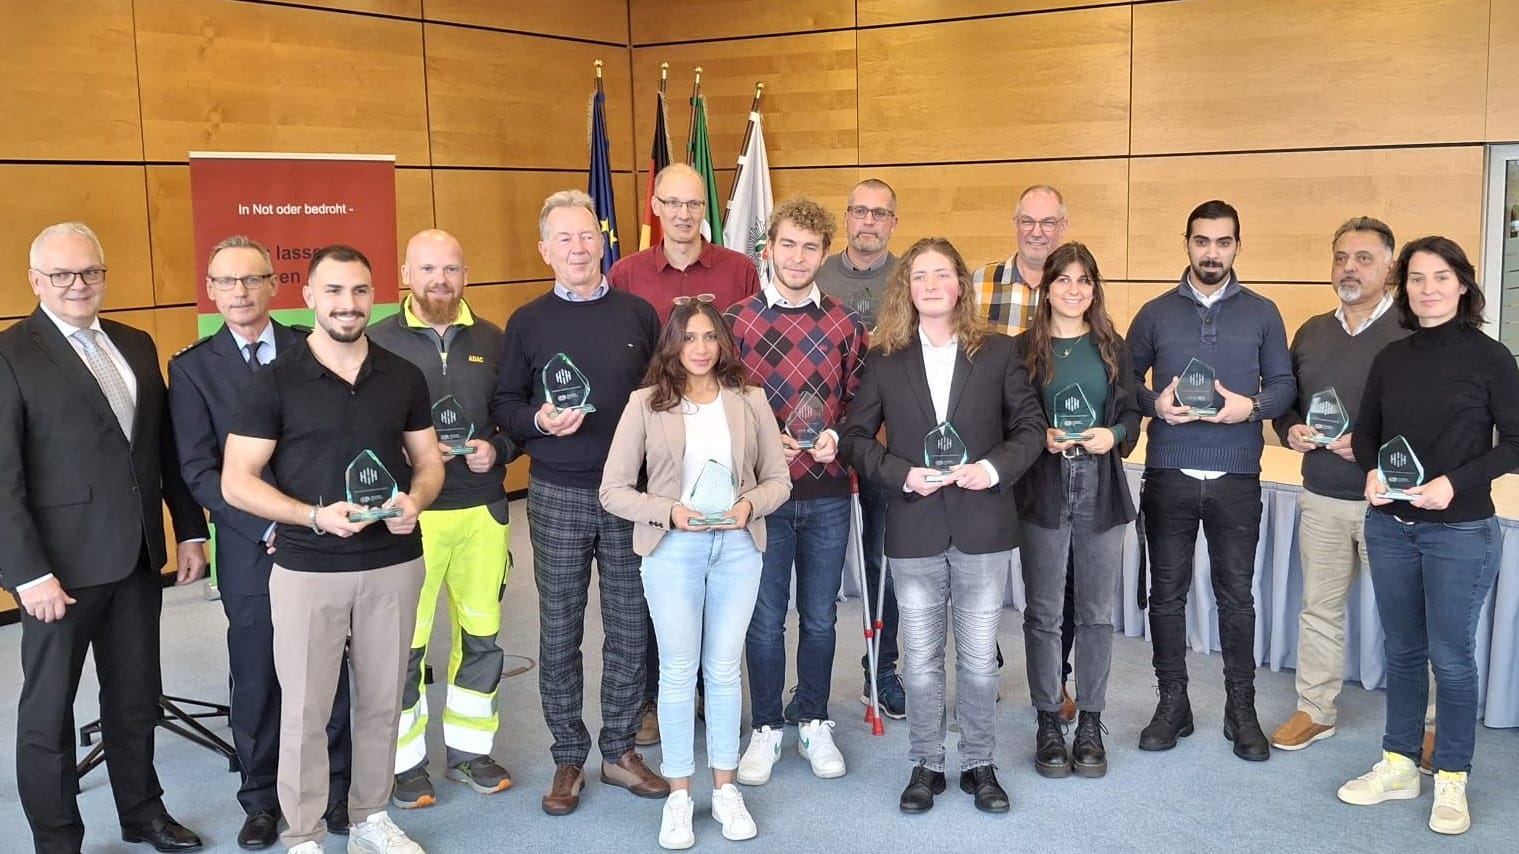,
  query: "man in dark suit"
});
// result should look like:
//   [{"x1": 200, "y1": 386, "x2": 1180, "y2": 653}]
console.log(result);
[
  {"x1": 167, "y1": 235, "x2": 353, "y2": 849},
  {"x1": 0, "y1": 222, "x2": 210, "y2": 854},
  {"x1": 839, "y1": 237, "x2": 1045, "y2": 816}
]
